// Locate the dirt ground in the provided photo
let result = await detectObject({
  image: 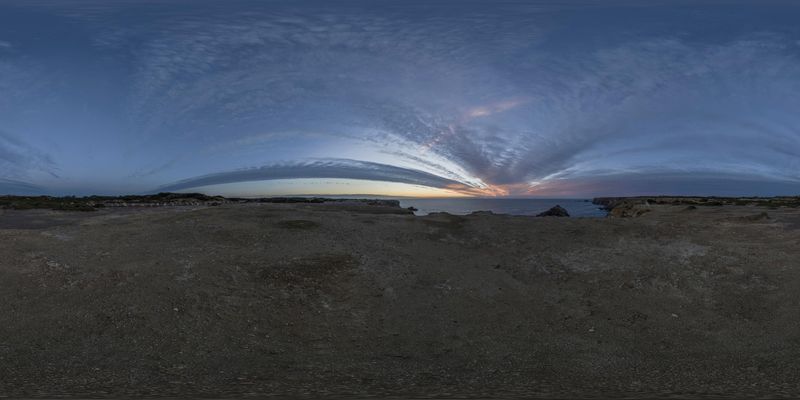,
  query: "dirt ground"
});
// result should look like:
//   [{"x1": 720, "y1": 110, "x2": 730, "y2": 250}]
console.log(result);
[{"x1": 1, "y1": 202, "x2": 800, "y2": 398}]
